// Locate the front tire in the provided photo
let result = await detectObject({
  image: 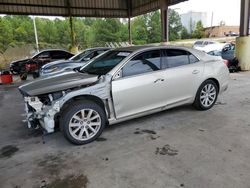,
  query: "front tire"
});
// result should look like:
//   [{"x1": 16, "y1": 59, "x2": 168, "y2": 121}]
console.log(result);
[
  {"x1": 60, "y1": 100, "x2": 106, "y2": 145},
  {"x1": 193, "y1": 80, "x2": 219, "y2": 111}
]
